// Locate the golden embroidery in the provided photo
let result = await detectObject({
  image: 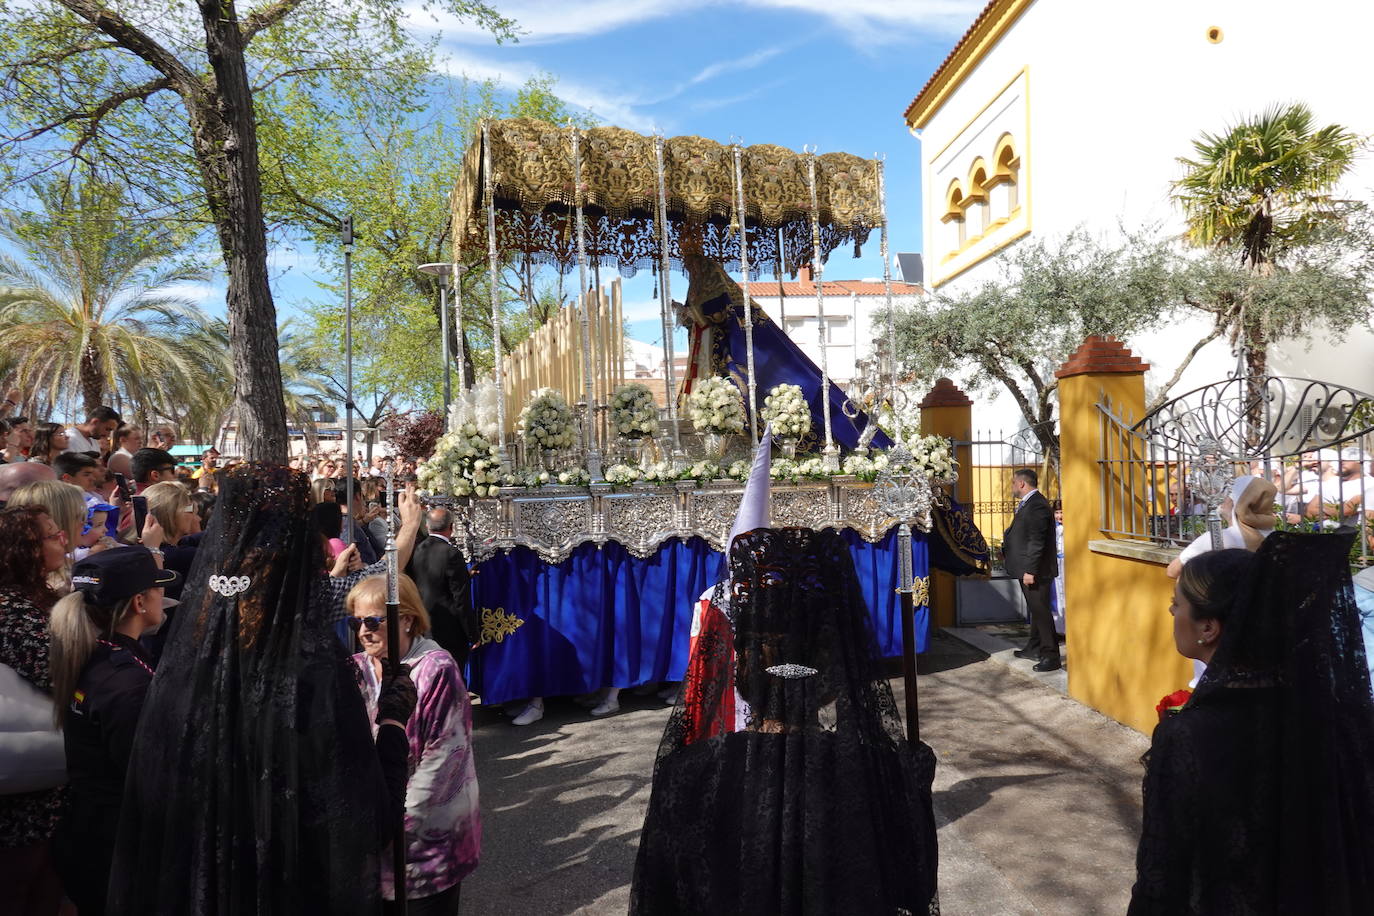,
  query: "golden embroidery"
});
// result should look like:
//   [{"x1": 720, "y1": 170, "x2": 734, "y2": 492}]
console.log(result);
[
  {"x1": 478, "y1": 607, "x2": 525, "y2": 646},
  {"x1": 911, "y1": 575, "x2": 930, "y2": 609}
]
